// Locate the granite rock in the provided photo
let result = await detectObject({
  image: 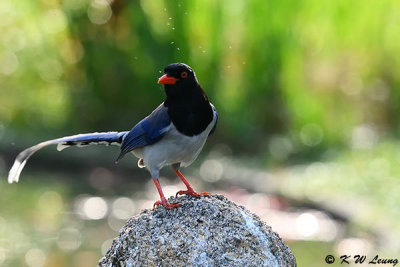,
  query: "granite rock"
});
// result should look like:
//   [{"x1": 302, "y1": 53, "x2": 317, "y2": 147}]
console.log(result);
[{"x1": 99, "y1": 194, "x2": 296, "y2": 267}]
